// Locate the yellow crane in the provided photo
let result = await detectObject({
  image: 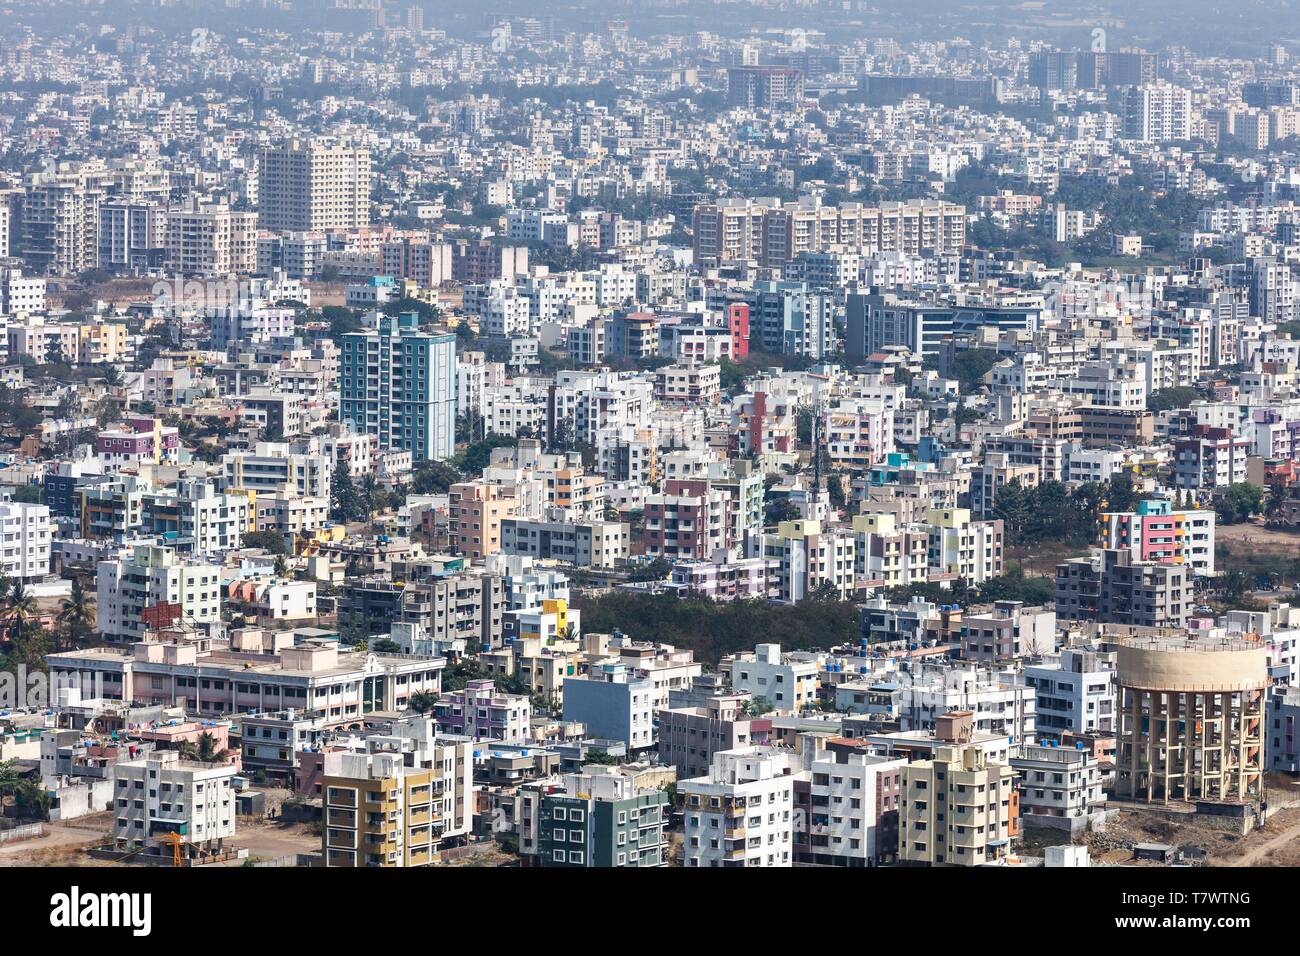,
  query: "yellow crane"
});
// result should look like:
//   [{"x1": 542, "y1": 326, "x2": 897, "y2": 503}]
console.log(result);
[{"x1": 156, "y1": 830, "x2": 219, "y2": 868}]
